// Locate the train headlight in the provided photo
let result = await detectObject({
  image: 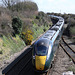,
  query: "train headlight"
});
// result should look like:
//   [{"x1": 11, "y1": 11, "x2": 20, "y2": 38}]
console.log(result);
[{"x1": 33, "y1": 56, "x2": 35, "y2": 59}]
